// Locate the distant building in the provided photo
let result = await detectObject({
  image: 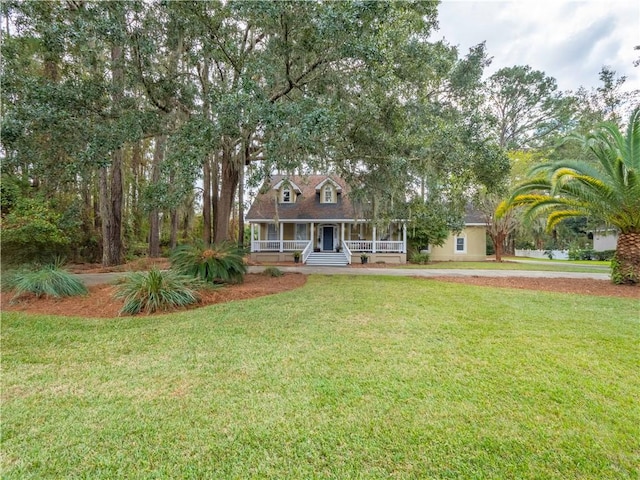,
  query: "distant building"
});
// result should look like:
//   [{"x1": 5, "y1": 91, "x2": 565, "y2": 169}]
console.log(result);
[{"x1": 593, "y1": 229, "x2": 618, "y2": 251}]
